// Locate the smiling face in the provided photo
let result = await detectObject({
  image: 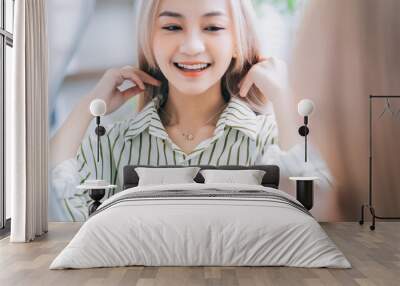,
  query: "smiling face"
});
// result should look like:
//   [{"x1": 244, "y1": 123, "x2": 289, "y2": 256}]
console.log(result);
[{"x1": 152, "y1": 0, "x2": 235, "y2": 96}]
